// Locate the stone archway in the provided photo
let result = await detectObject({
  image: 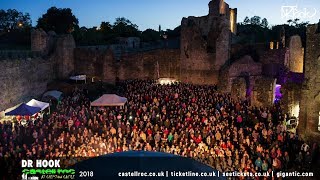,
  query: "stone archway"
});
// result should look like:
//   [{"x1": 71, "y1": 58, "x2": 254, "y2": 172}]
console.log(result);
[{"x1": 231, "y1": 72, "x2": 250, "y2": 100}]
